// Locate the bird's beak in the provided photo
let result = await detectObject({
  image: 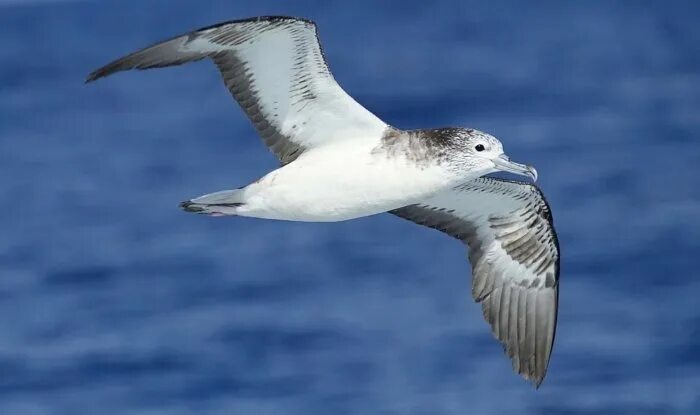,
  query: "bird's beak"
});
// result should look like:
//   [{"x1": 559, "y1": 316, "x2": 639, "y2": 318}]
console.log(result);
[{"x1": 492, "y1": 154, "x2": 538, "y2": 182}]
